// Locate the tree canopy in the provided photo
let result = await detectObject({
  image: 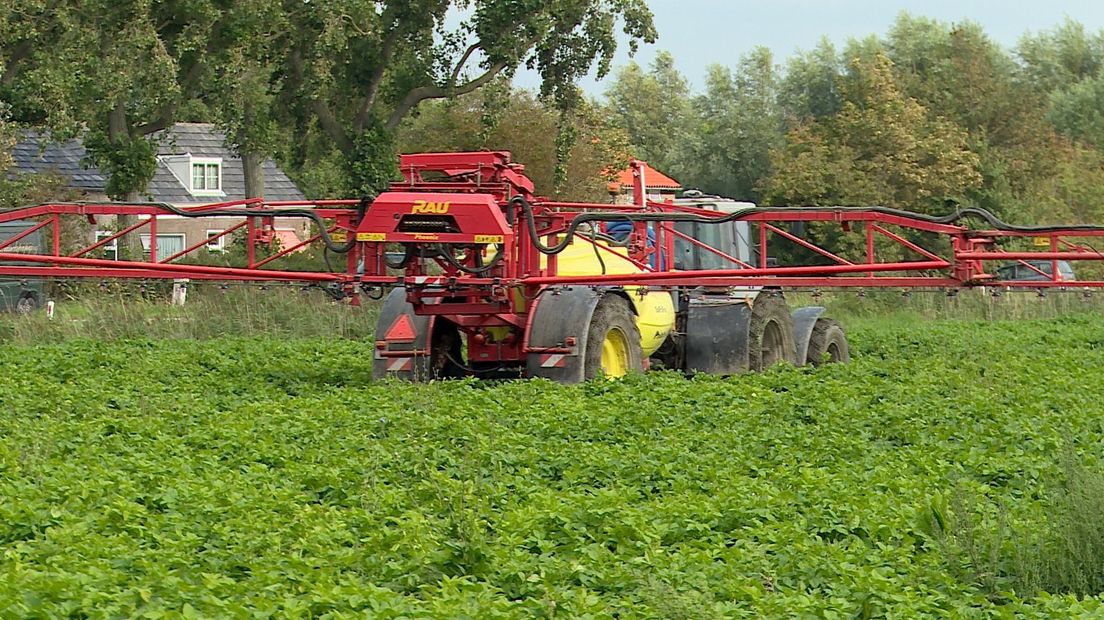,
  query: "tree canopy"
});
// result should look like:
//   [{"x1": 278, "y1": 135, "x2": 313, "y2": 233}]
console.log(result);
[{"x1": 1, "y1": 0, "x2": 656, "y2": 198}]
